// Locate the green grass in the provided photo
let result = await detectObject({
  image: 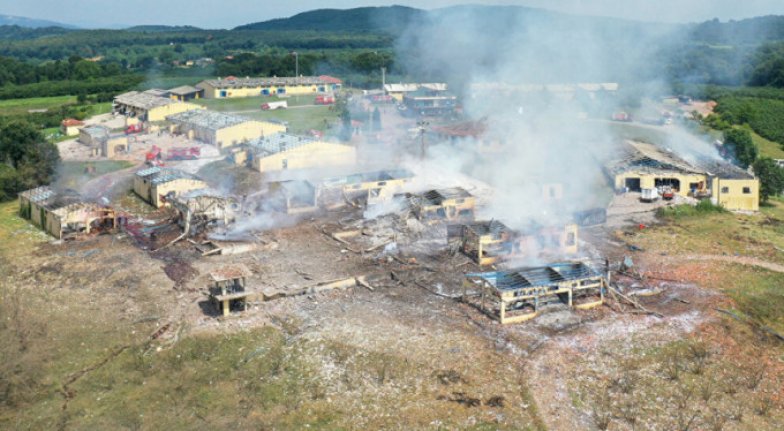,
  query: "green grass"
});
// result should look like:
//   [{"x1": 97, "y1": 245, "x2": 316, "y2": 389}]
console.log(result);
[
  {"x1": 719, "y1": 264, "x2": 784, "y2": 334},
  {"x1": 750, "y1": 129, "x2": 784, "y2": 159},
  {"x1": 656, "y1": 199, "x2": 727, "y2": 219},
  {"x1": 242, "y1": 105, "x2": 340, "y2": 134},
  {"x1": 0, "y1": 95, "x2": 77, "y2": 116},
  {"x1": 193, "y1": 94, "x2": 315, "y2": 112},
  {"x1": 0, "y1": 200, "x2": 48, "y2": 253}
]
